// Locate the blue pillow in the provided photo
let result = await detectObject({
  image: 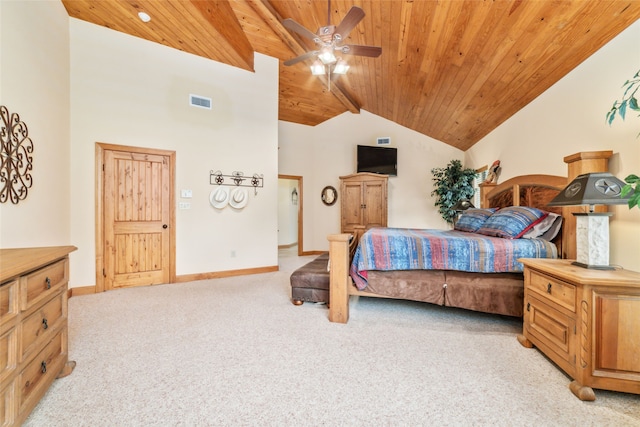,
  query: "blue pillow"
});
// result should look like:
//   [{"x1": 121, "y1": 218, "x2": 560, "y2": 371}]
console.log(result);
[
  {"x1": 476, "y1": 206, "x2": 549, "y2": 239},
  {"x1": 454, "y1": 208, "x2": 496, "y2": 233}
]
